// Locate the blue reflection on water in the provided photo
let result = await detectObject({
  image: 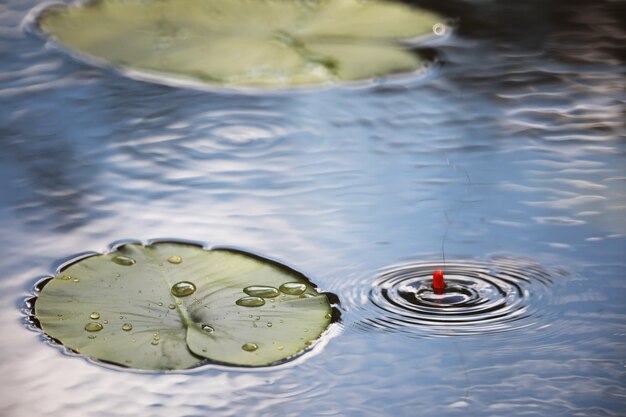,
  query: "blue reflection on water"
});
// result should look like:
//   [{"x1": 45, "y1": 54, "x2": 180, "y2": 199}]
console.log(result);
[{"x1": 0, "y1": 0, "x2": 625, "y2": 416}]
